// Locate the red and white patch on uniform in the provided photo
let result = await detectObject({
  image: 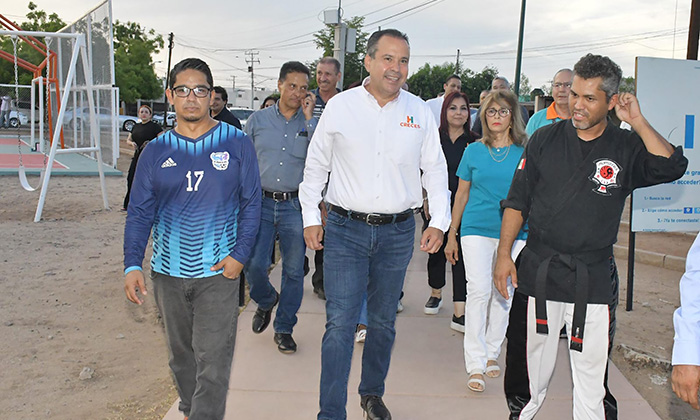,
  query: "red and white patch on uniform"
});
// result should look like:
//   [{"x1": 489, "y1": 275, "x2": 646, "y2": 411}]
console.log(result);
[
  {"x1": 589, "y1": 158, "x2": 621, "y2": 196},
  {"x1": 517, "y1": 158, "x2": 526, "y2": 170}
]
